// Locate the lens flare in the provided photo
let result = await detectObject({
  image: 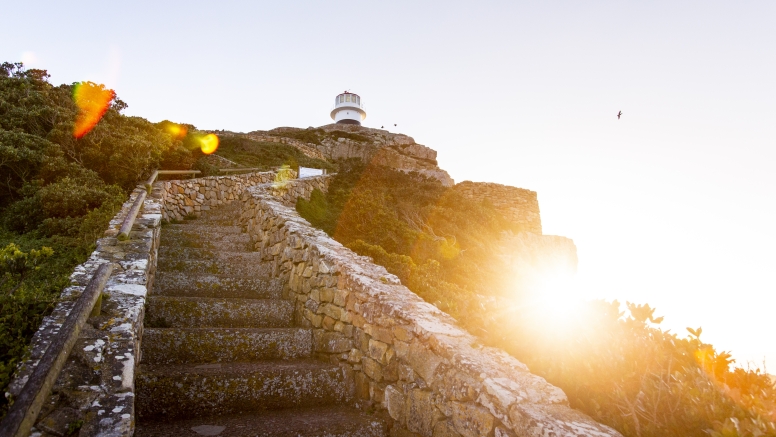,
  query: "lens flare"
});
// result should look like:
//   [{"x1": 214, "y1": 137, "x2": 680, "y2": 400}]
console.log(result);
[
  {"x1": 73, "y1": 82, "x2": 115, "y2": 139},
  {"x1": 166, "y1": 123, "x2": 188, "y2": 139},
  {"x1": 199, "y1": 133, "x2": 219, "y2": 154}
]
